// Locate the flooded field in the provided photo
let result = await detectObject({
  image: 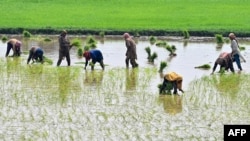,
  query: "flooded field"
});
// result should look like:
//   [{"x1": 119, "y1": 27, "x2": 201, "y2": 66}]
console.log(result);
[{"x1": 0, "y1": 35, "x2": 249, "y2": 140}]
